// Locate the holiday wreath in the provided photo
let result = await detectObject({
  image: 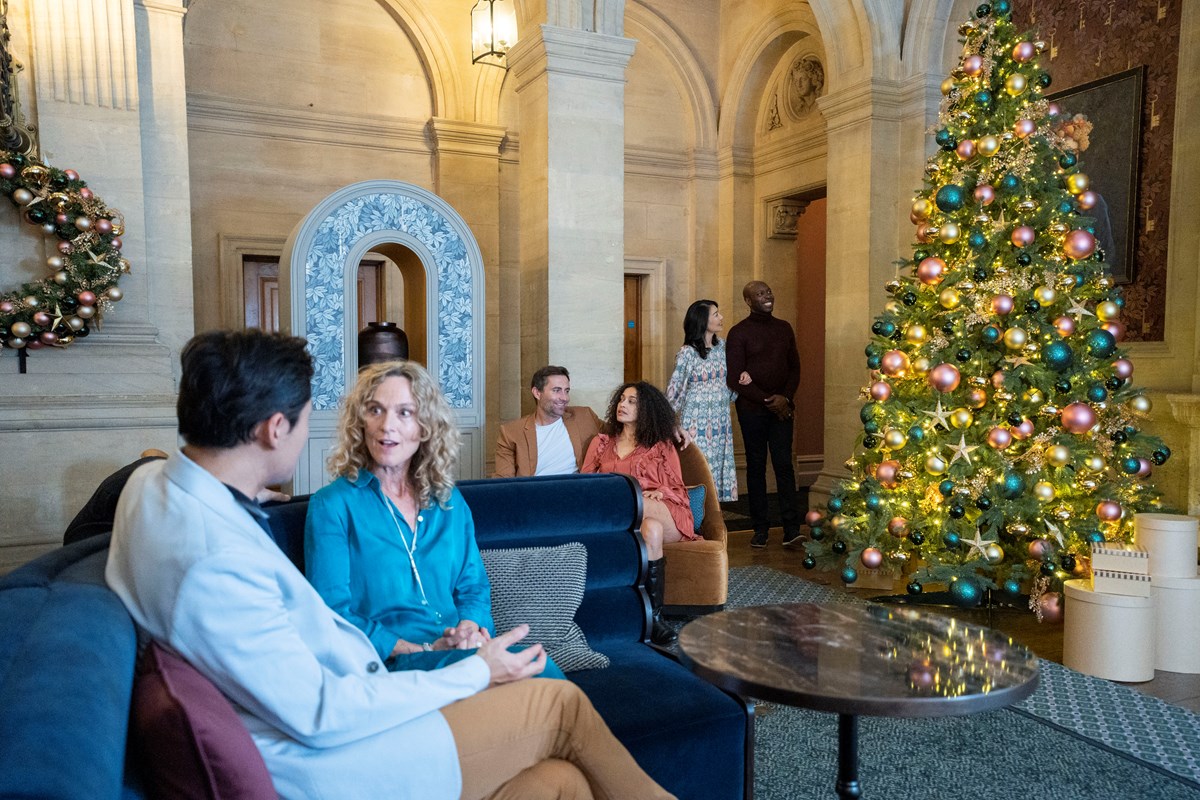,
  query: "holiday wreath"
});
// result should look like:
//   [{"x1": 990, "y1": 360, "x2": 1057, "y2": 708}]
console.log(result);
[{"x1": 0, "y1": 148, "x2": 128, "y2": 349}]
